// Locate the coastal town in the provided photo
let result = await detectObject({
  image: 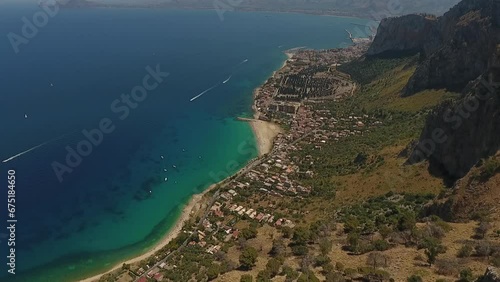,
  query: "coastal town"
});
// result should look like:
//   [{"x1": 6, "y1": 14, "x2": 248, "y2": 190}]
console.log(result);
[
  {"x1": 89, "y1": 40, "x2": 381, "y2": 282},
  {"x1": 88, "y1": 18, "x2": 500, "y2": 281}
]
